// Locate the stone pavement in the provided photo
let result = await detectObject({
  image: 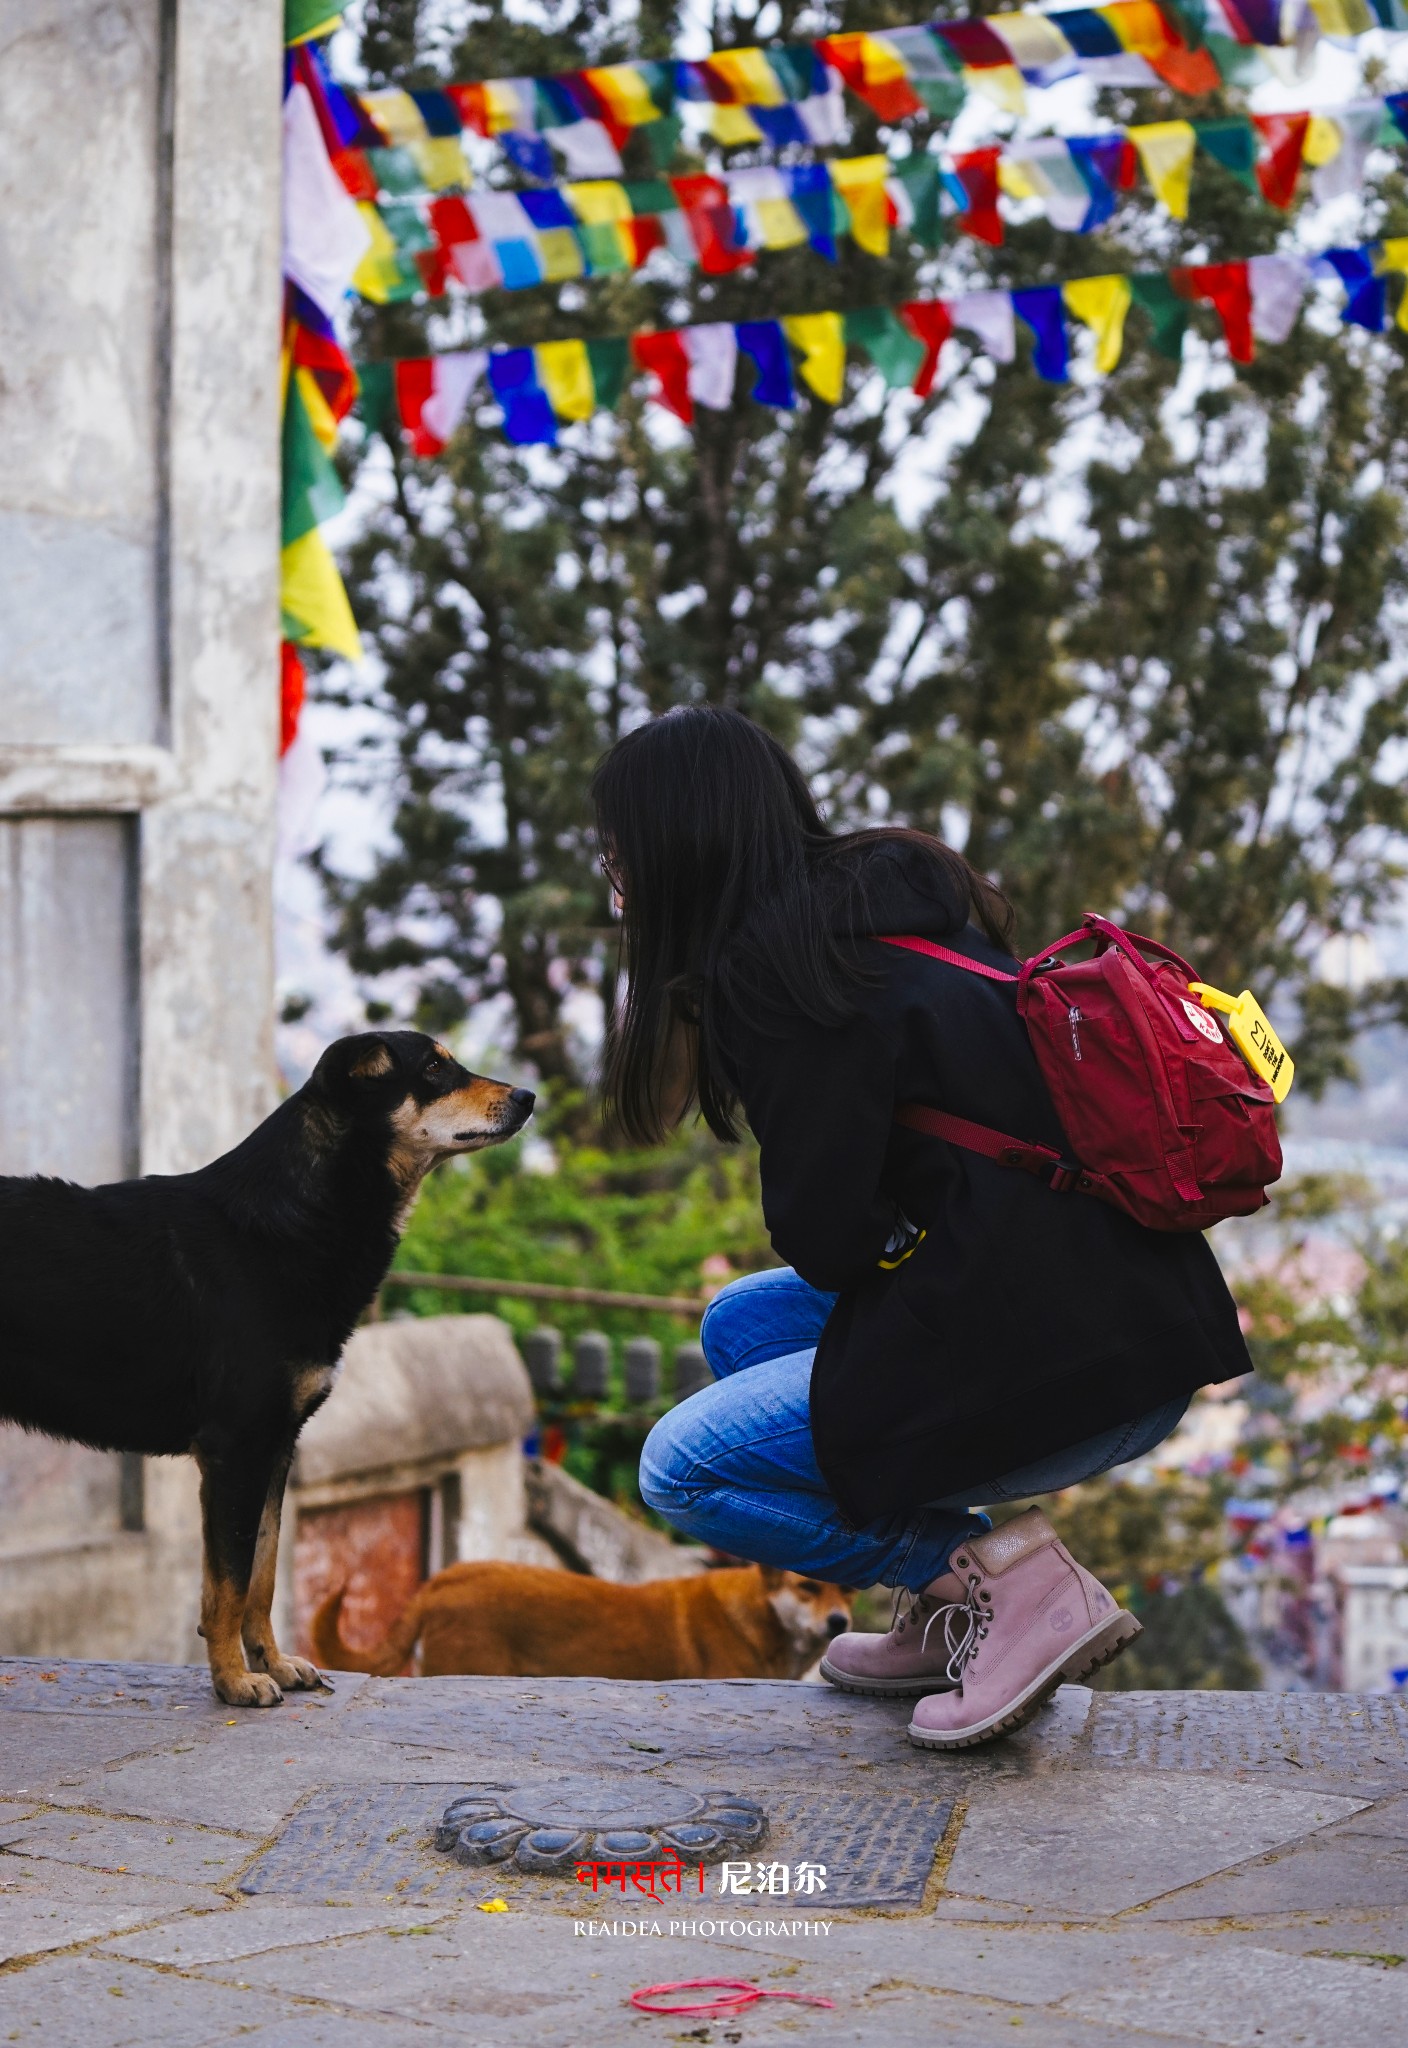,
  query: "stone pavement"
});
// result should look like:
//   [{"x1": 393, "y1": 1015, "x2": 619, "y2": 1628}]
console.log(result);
[{"x1": 2, "y1": 1660, "x2": 1407, "y2": 2044}]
